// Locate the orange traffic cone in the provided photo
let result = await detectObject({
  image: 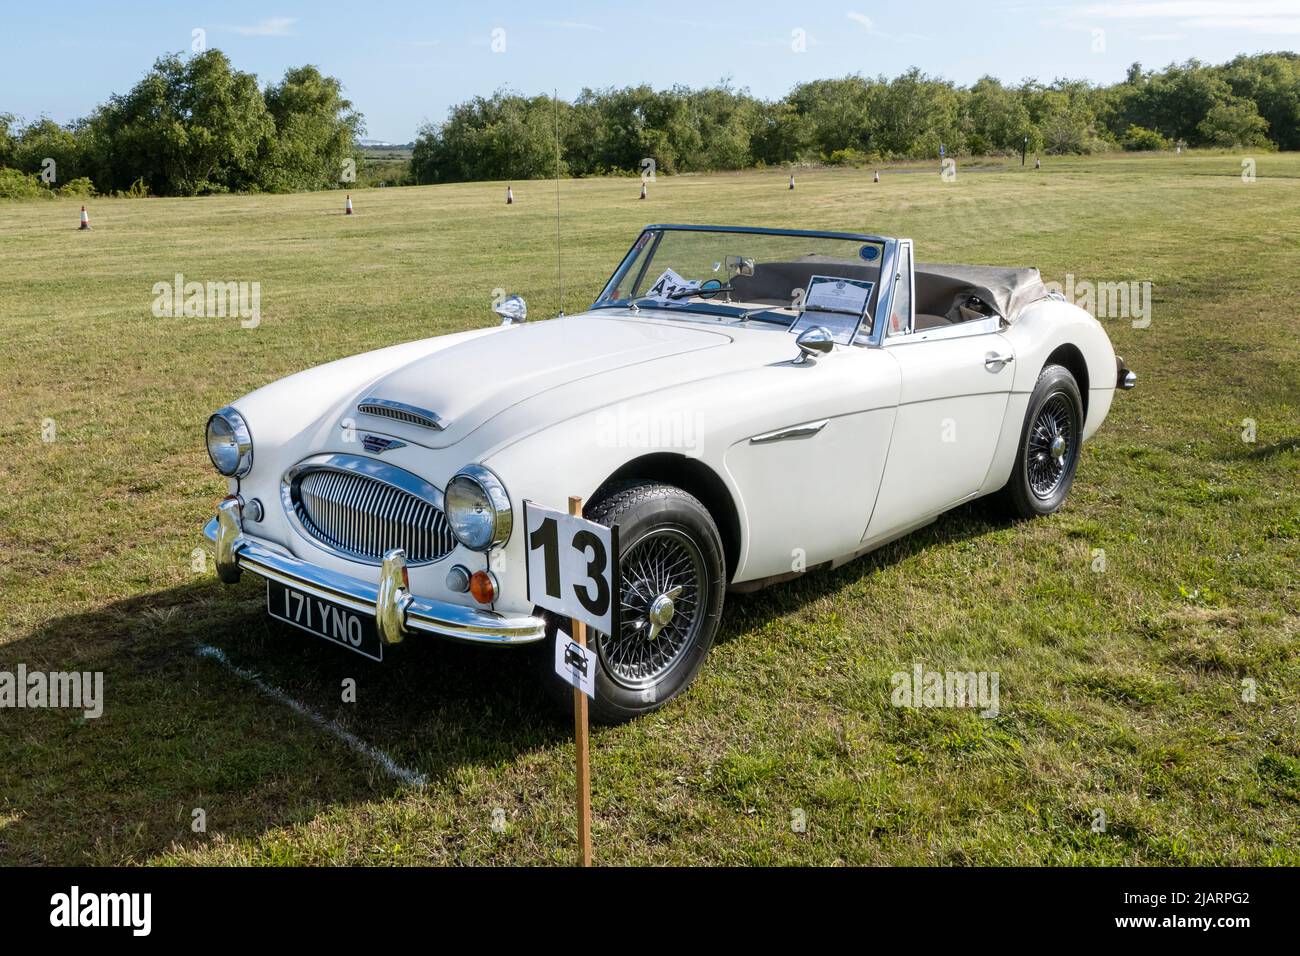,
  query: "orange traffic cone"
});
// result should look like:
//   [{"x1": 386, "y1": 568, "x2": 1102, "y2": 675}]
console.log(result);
[
  {"x1": 345, "y1": 194, "x2": 353, "y2": 215},
  {"x1": 639, "y1": 181, "x2": 647, "y2": 200},
  {"x1": 79, "y1": 206, "x2": 91, "y2": 230},
  {"x1": 506, "y1": 186, "x2": 514, "y2": 205},
  {"x1": 788, "y1": 174, "x2": 795, "y2": 190}
]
